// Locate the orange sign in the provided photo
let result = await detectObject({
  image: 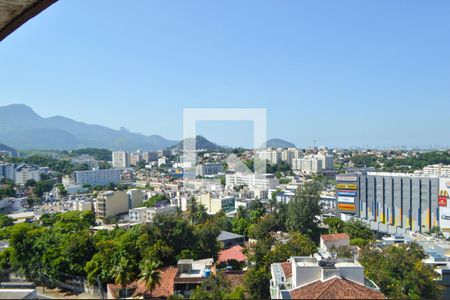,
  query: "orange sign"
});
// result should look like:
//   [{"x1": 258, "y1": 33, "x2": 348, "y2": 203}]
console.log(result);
[{"x1": 338, "y1": 203, "x2": 356, "y2": 211}]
